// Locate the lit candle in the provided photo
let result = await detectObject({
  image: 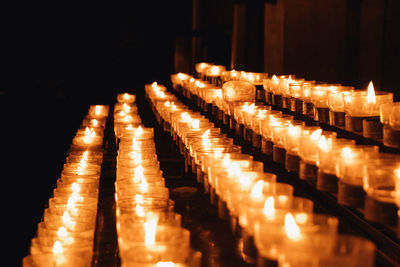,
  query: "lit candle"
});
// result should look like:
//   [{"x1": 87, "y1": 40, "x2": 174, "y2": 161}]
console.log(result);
[{"x1": 343, "y1": 81, "x2": 393, "y2": 135}]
